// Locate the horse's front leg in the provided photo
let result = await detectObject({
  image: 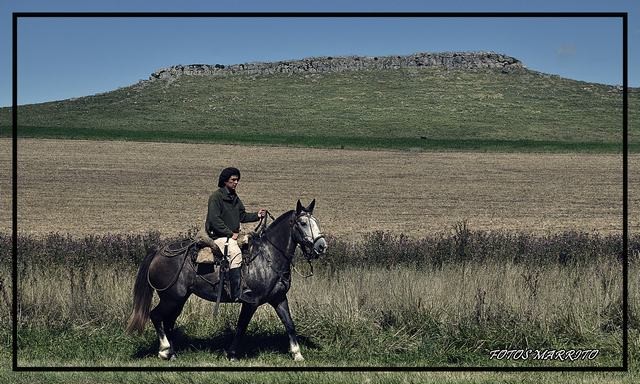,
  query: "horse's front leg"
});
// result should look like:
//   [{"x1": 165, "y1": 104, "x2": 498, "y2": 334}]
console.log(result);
[
  {"x1": 270, "y1": 298, "x2": 304, "y2": 361},
  {"x1": 227, "y1": 302, "x2": 258, "y2": 361}
]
